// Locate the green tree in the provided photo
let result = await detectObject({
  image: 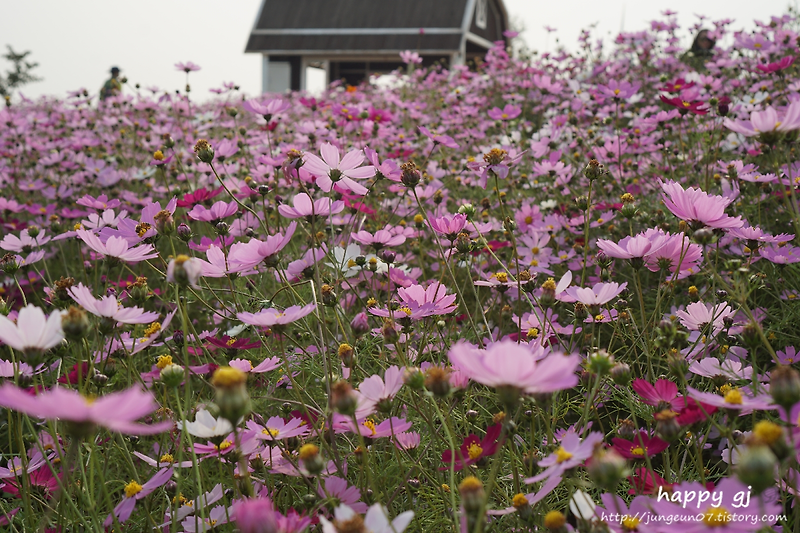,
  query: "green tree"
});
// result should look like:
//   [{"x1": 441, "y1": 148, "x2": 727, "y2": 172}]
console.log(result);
[{"x1": 0, "y1": 46, "x2": 41, "y2": 98}]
